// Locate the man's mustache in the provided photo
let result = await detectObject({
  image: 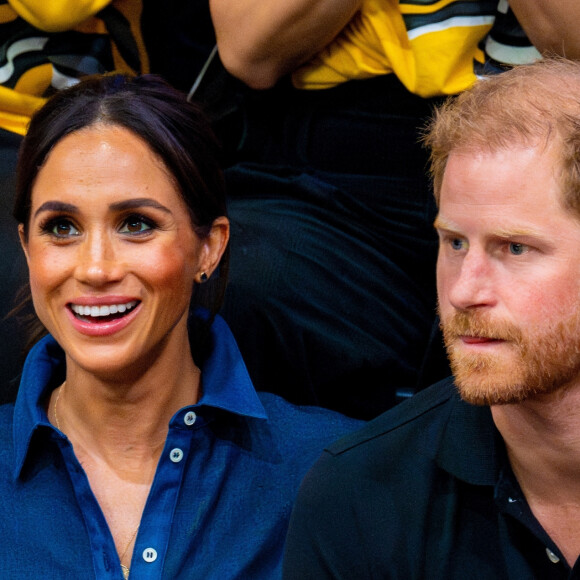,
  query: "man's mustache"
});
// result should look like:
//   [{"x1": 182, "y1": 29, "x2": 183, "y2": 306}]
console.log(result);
[{"x1": 440, "y1": 310, "x2": 523, "y2": 344}]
